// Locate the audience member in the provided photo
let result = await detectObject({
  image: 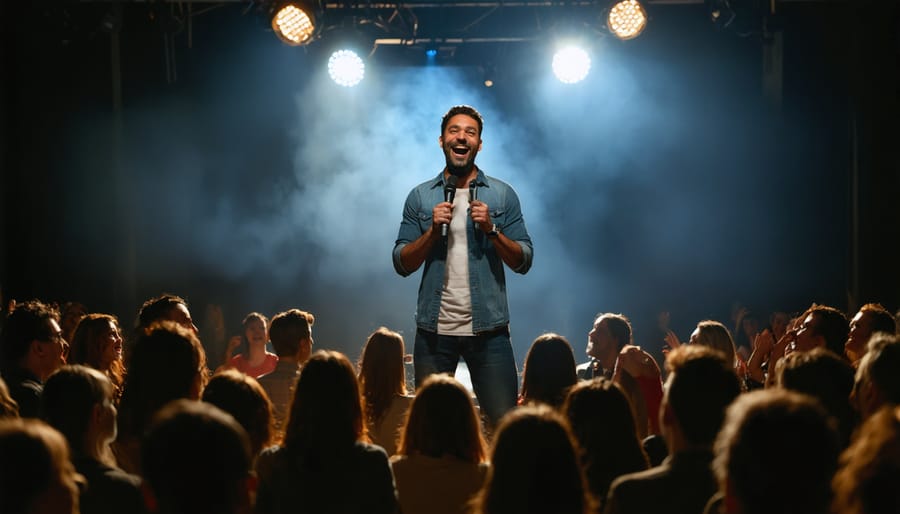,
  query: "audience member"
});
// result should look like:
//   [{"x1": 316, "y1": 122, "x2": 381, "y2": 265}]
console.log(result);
[
  {"x1": 577, "y1": 313, "x2": 662, "y2": 438},
  {"x1": 776, "y1": 348, "x2": 857, "y2": 448},
  {"x1": 257, "y1": 309, "x2": 315, "y2": 436},
  {"x1": 391, "y1": 374, "x2": 488, "y2": 514},
  {"x1": 520, "y1": 333, "x2": 578, "y2": 408},
  {"x1": 605, "y1": 345, "x2": 740, "y2": 514},
  {"x1": 832, "y1": 405, "x2": 900, "y2": 514},
  {"x1": 711, "y1": 389, "x2": 840, "y2": 514},
  {"x1": 135, "y1": 294, "x2": 198, "y2": 335},
  {"x1": 255, "y1": 350, "x2": 398, "y2": 514},
  {"x1": 202, "y1": 369, "x2": 275, "y2": 459},
  {"x1": 221, "y1": 312, "x2": 278, "y2": 378},
  {"x1": 0, "y1": 418, "x2": 82, "y2": 514},
  {"x1": 563, "y1": 377, "x2": 648, "y2": 510},
  {"x1": 358, "y1": 326, "x2": 413, "y2": 456},
  {"x1": 141, "y1": 400, "x2": 255, "y2": 514},
  {"x1": 845, "y1": 303, "x2": 896, "y2": 365},
  {"x1": 114, "y1": 321, "x2": 208, "y2": 474},
  {"x1": 470, "y1": 404, "x2": 593, "y2": 514},
  {"x1": 67, "y1": 313, "x2": 126, "y2": 401},
  {"x1": 0, "y1": 300, "x2": 66, "y2": 417},
  {"x1": 42, "y1": 365, "x2": 144, "y2": 514},
  {"x1": 851, "y1": 333, "x2": 900, "y2": 420}
]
